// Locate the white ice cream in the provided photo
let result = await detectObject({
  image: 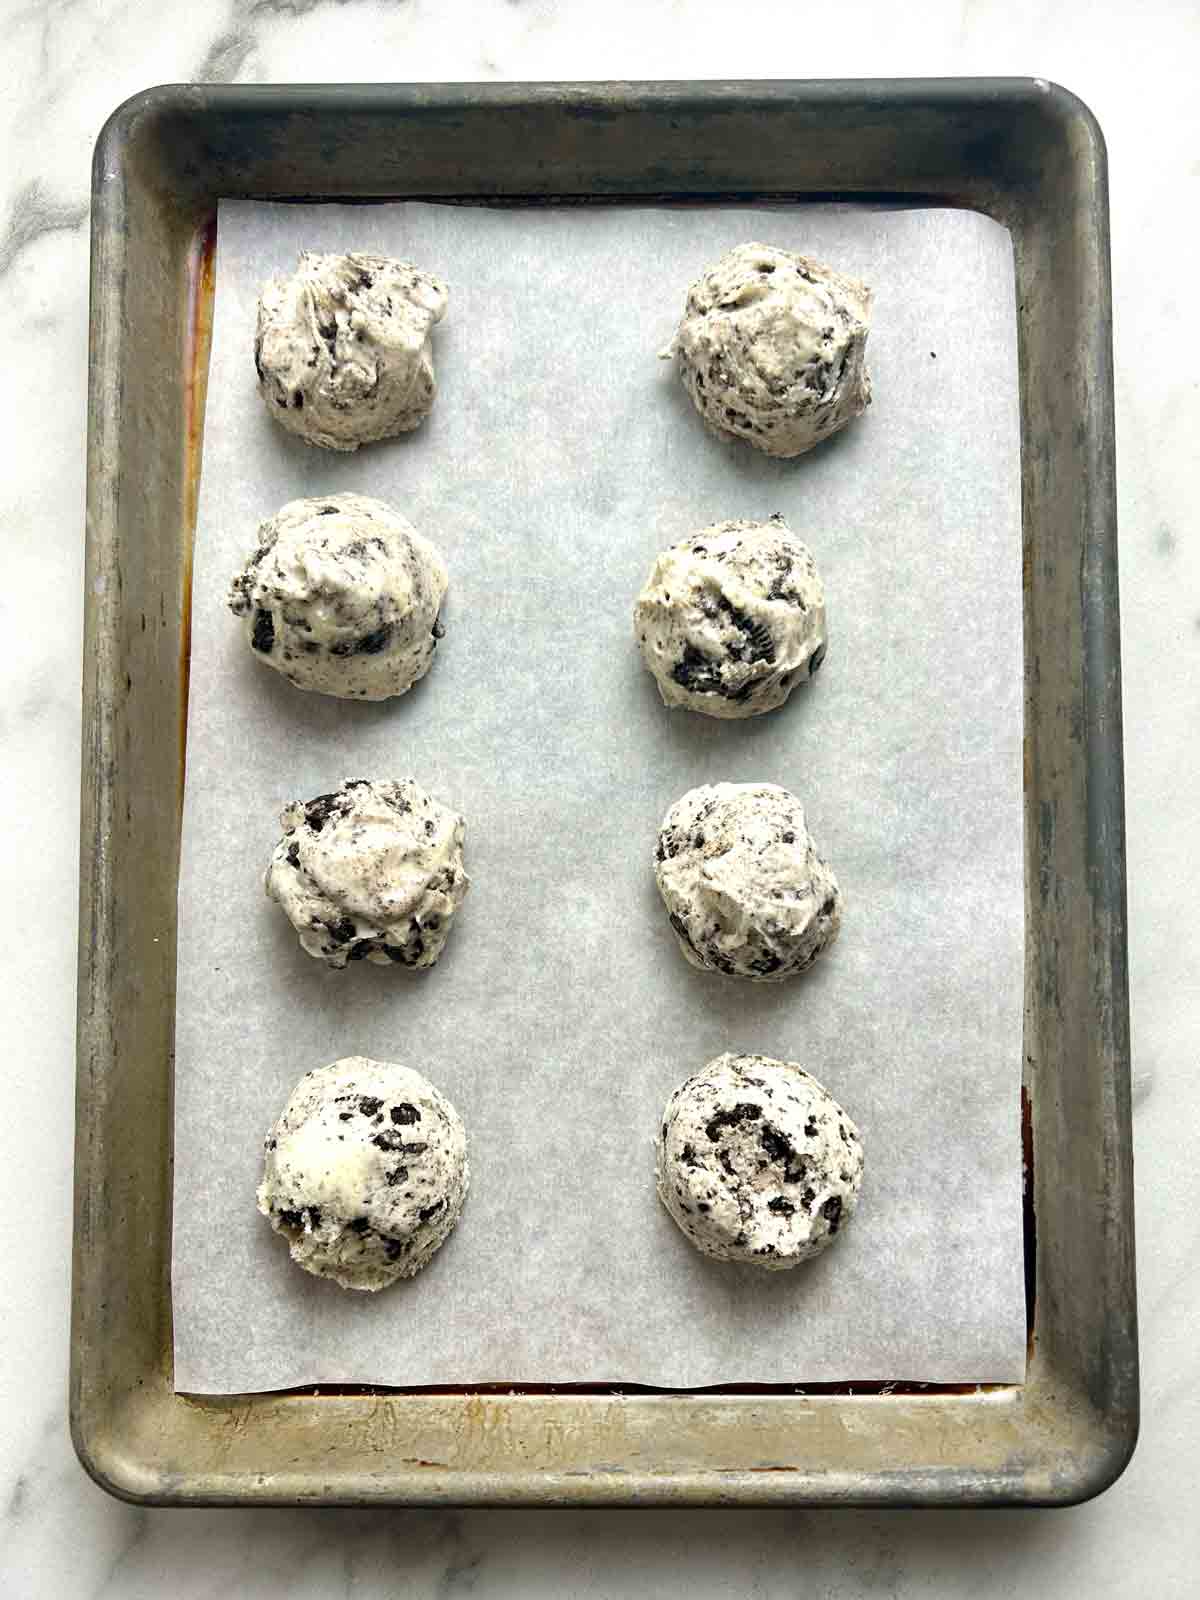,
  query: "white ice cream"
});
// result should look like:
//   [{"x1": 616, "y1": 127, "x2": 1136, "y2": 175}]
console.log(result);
[
  {"x1": 634, "y1": 516, "x2": 827, "y2": 718},
  {"x1": 656, "y1": 1053, "x2": 864, "y2": 1269},
  {"x1": 655, "y1": 782, "x2": 841, "y2": 981},
  {"x1": 666, "y1": 241, "x2": 872, "y2": 457},
  {"x1": 228, "y1": 492, "x2": 448, "y2": 701},
  {"x1": 265, "y1": 778, "x2": 469, "y2": 970},
  {"x1": 255, "y1": 250, "x2": 447, "y2": 450},
  {"x1": 258, "y1": 1057, "x2": 469, "y2": 1291}
]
